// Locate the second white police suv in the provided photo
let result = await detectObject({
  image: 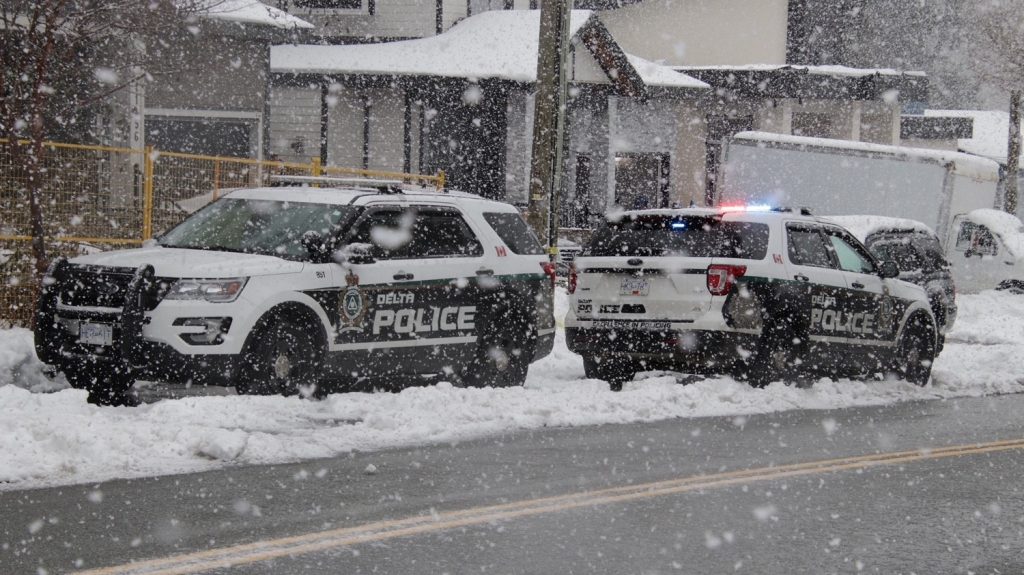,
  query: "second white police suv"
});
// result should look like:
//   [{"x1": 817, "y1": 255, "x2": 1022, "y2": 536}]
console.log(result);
[
  {"x1": 565, "y1": 205, "x2": 940, "y2": 390},
  {"x1": 35, "y1": 181, "x2": 556, "y2": 404}
]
